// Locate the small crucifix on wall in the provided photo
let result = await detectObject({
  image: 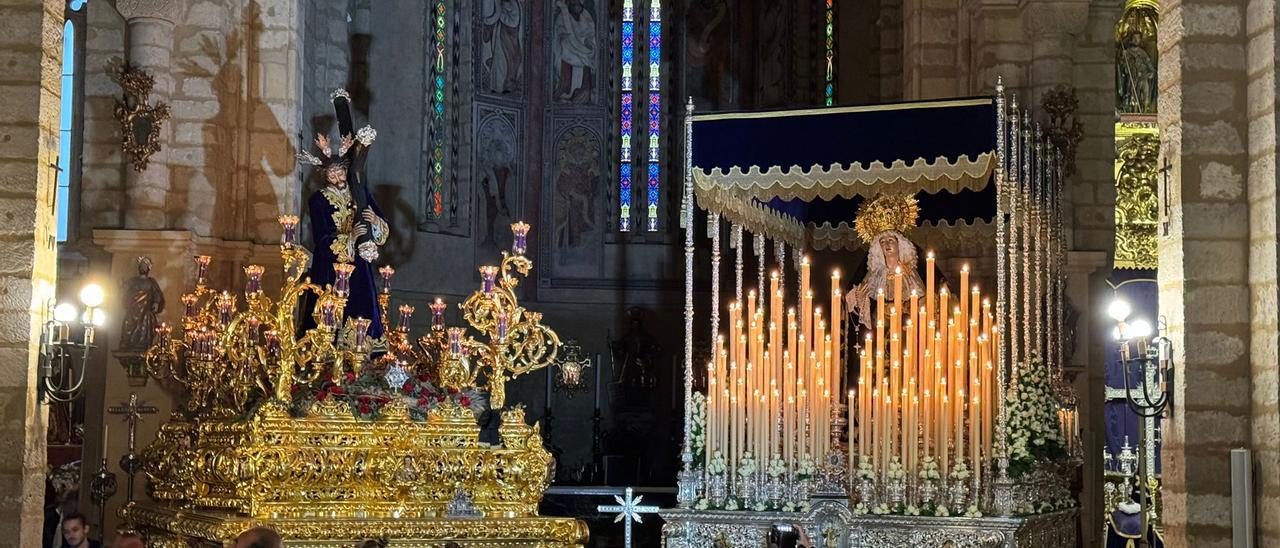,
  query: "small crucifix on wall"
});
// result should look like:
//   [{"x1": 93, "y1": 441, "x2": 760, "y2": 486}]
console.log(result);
[{"x1": 1158, "y1": 152, "x2": 1173, "y2": 237}]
